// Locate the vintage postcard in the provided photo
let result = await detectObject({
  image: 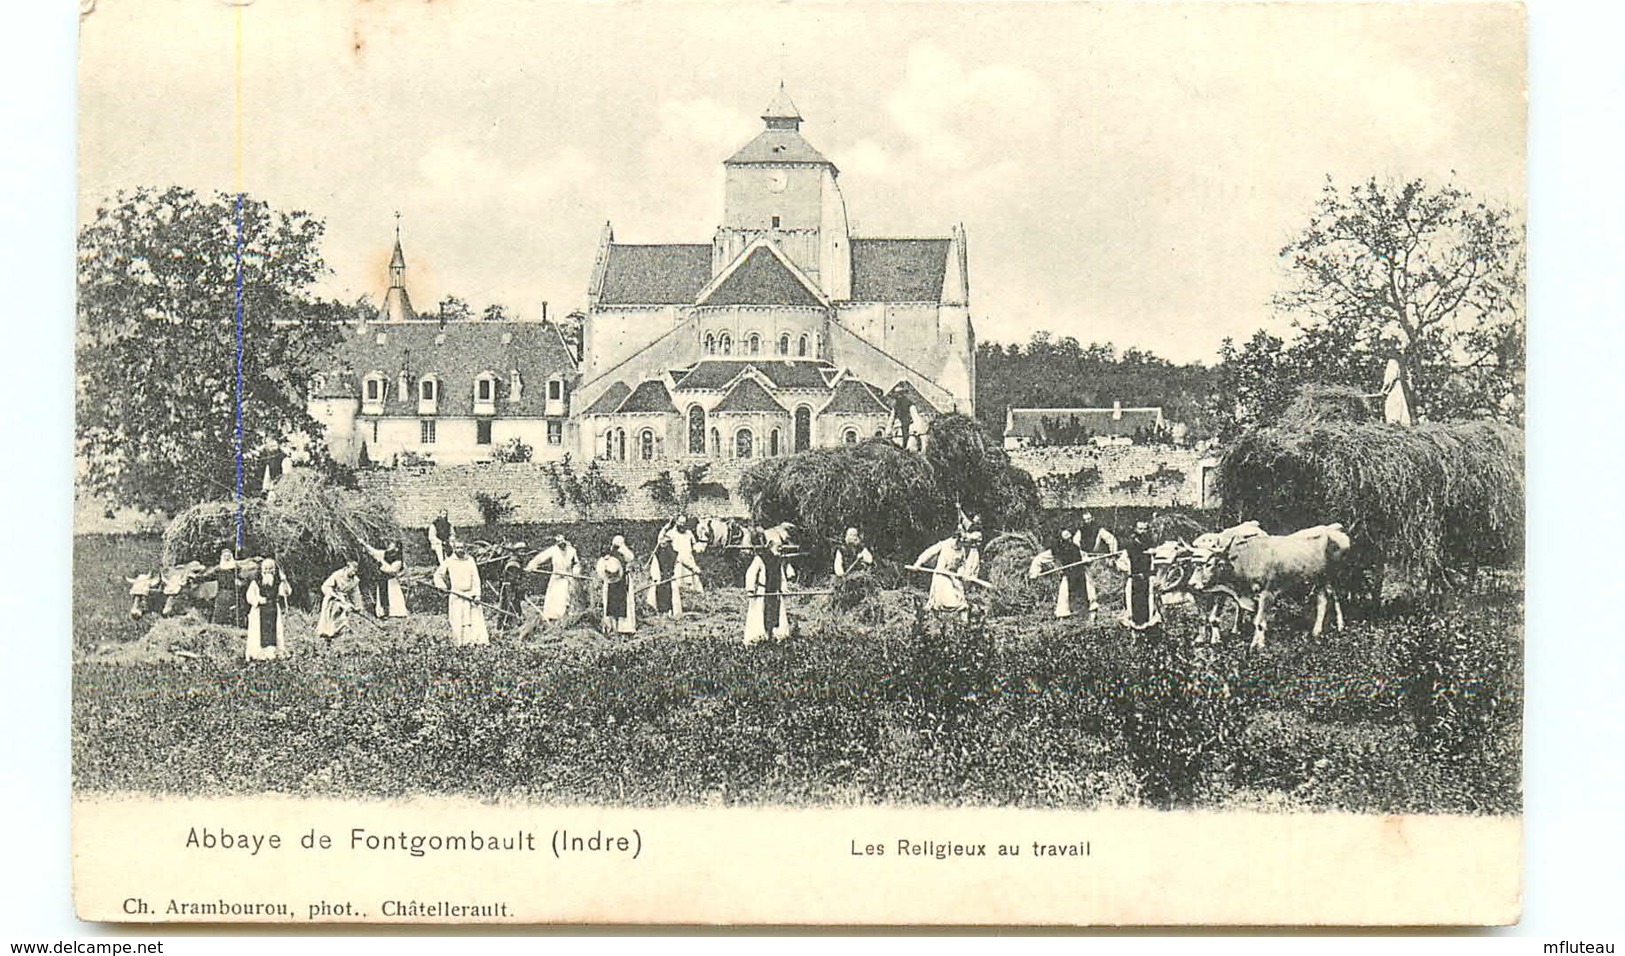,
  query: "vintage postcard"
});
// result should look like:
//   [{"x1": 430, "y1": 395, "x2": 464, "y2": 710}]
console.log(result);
[{"x1": 72, "y1": 0, "x2": 1525, "y2": 925}]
